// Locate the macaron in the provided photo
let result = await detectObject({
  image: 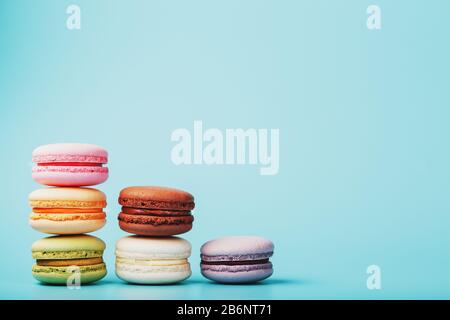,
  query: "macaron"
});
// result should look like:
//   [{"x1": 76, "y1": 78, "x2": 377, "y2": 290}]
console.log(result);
[
  {"x1": 115, "y1": 236, "x2": 191, "y2": 284},
  {"x1": 29, "y1": 187, "x2": 107, "y2": 234},
  {"x1": 118, "y1": 186, "x2": 195, "y2": 236},
  {"x1": 200, "y1": 236, "x2": 274, "y2": 284},
  {"x1": 32, "y1": 143, "x2": 108, "y2": 187},
  {"x1": 32, "y1": 235, "x2": 107, "y2": 285}
]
